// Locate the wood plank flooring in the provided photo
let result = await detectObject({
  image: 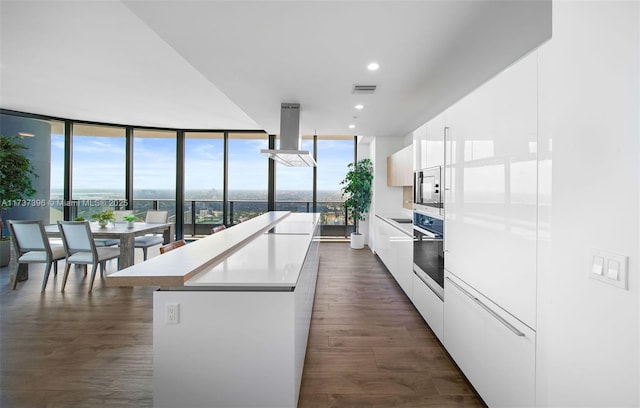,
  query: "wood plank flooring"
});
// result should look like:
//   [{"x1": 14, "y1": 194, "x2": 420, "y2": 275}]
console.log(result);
[
  {"x1": 298, "y1": 243, "x2": 483, "y2": 407},
  {"x1": 0, "y1": 243, "x2": 482, "y2": 407}
]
